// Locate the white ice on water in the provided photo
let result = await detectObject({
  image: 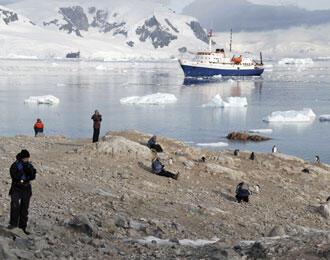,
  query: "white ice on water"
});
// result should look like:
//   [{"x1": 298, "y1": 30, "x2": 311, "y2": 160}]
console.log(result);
[
  {"x1": 319, "y1": 115, "x2": 330, "y2": 121},
  {"x1": 202, "y1": 94, "x2": 248, "y2": 108},
  {"x1": 120, "y1": 93, "x2": 177, "y2": 105},
  {"x1": 263, "y1": 108, "x2": 316, "y2": 123},
  {"x1": 136, "y1": 236, "x2": 220, "y2": 247},
  {"x1": 278, "y1": 58, "x2": 313, "y2": 65},
  {"x1": 24, "y1": 95, "x2": 60, "y2": 105},
  {"x1": 196, "y1": 142, "x2": 229, "y2": 147},
  {"x1": 248, "y1": 129, "x2": 273, "y2": 134}
]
